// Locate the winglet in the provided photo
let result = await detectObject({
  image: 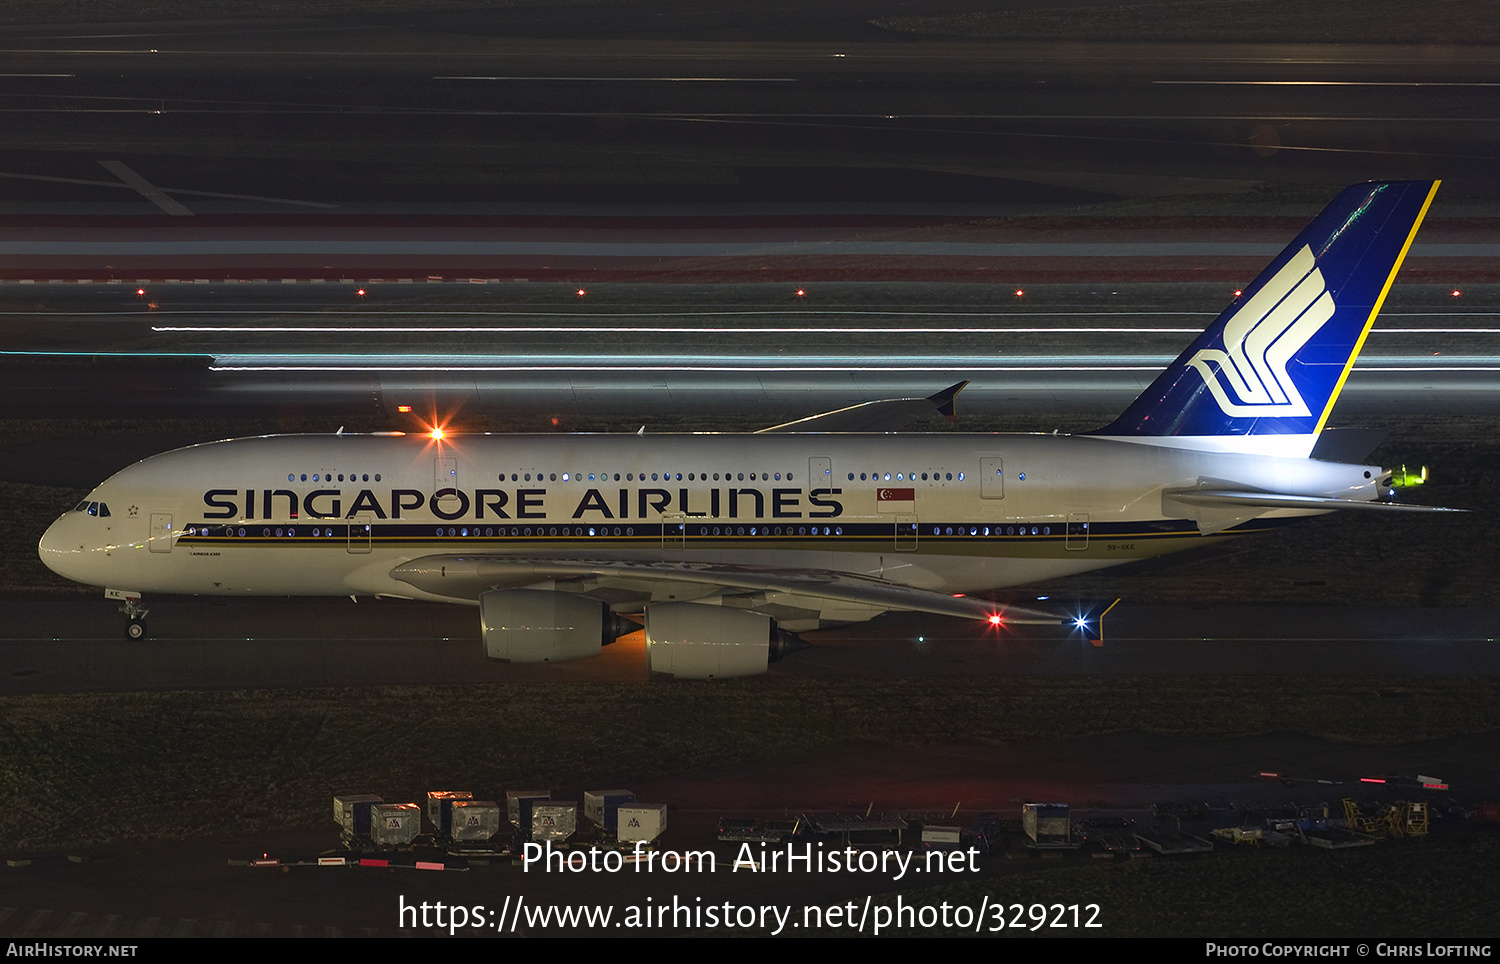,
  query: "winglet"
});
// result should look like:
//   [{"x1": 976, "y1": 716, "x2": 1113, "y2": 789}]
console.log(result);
[
  {"x1": 1076, "y1": 598, "x2": 1119, "y2": 647},
  {"x1": 757, "y1": 382, "x2": 970, "y2": 433},
  {"x1": 927, "y1": 380, "x2": 969, "y2": 421}
]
